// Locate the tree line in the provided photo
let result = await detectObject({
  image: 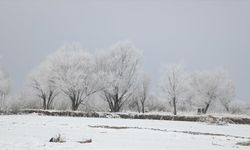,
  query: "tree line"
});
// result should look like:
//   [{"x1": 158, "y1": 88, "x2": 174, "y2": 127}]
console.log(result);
[{"x1": 0, "y1": 42, "x2": 249, "y2": 115}]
